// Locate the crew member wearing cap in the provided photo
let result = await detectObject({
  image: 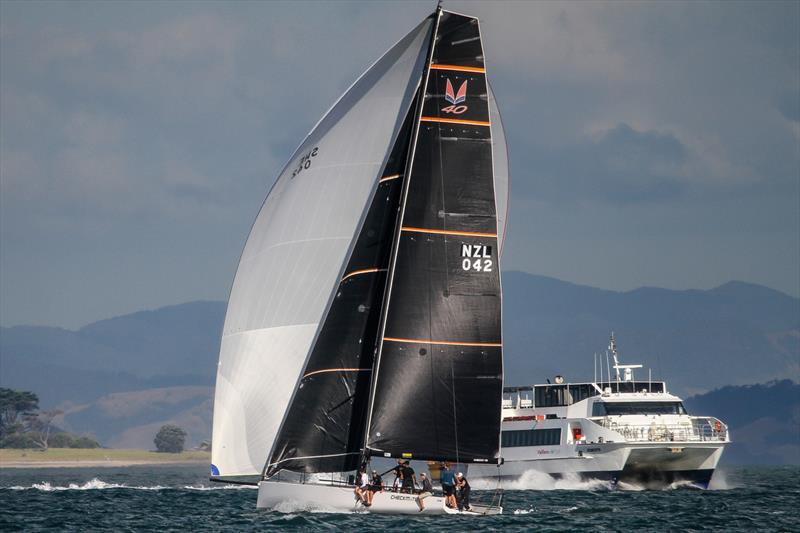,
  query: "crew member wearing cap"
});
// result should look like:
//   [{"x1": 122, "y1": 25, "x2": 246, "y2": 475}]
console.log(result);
[
  {"x1": 369, "y1": 469, "x2": 383, "y2": 496},
  {"x1": 455, "y1": 472, "x2": 472, "y2": 512}
]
